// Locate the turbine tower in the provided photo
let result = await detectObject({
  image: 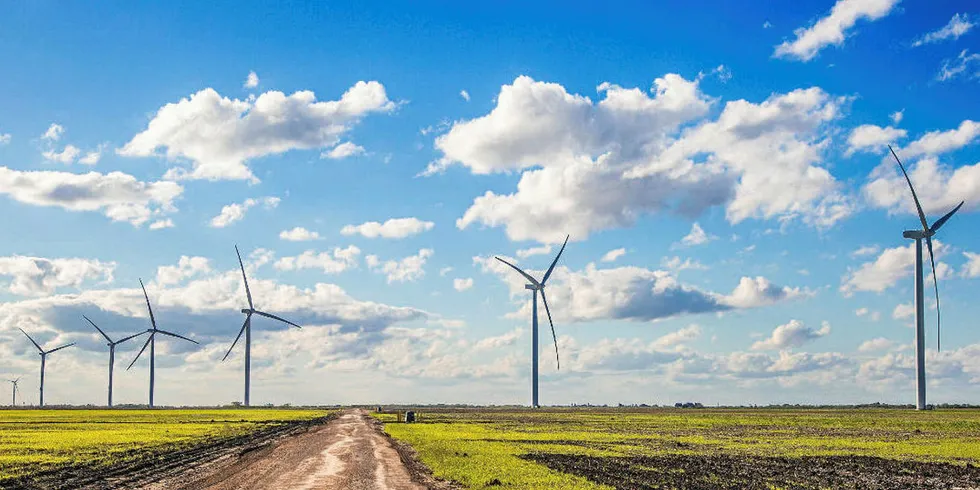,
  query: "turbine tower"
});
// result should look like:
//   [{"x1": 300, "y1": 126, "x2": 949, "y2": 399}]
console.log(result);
[
  {"x1": 7, "y1": 377, "x2": 20, "y2": 407},
  {"x1": 19, "y1": 328, "x2": 75, "y2": 408},
  {"x1": 889, "y1": 145, "x2": 964, "y2": 411},
  {"x1": 223, "y1": 245, "x2": 302, "y2": 407},
  {"x1": 127, "y1": 279, "x2": 199, "y2": 408},
  {"x1": 84, "y1": 315, "x2": 148, "y2": 408},
  {"x1": 494, "y1": 235, "x2": 568, "y2": 408}
]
